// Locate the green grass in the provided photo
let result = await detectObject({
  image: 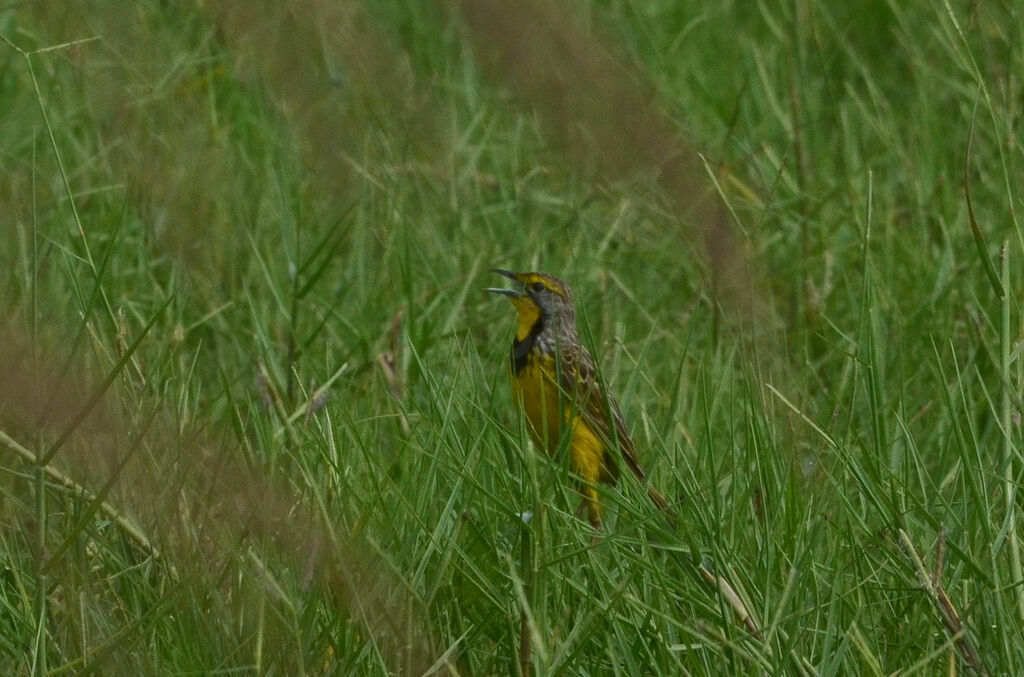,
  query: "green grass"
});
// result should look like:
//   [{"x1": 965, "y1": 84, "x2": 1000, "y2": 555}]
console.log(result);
[{"x1": 1, "y1": 0, "x2": 1022, "y2": 674}]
